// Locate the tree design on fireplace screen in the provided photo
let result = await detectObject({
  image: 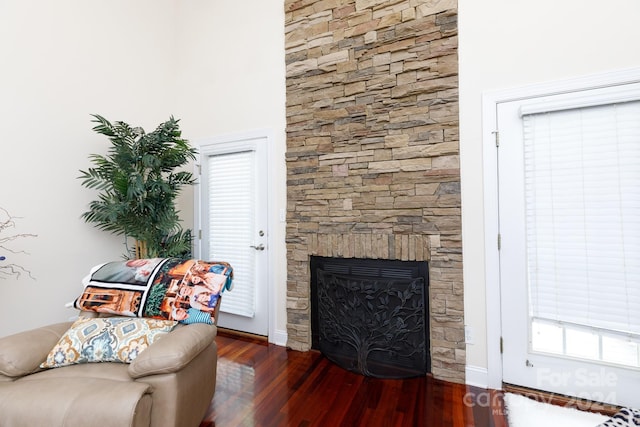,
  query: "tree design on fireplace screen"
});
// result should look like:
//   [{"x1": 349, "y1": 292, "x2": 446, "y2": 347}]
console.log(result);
[{"x1": 315, "y1": 264, "x2": 429, "y2": 379}]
